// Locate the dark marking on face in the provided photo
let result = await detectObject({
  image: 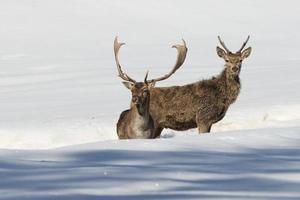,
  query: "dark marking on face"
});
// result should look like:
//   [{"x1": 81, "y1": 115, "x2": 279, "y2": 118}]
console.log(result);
[{"x1": 130, "y1": 82, "x2": 150, "y2": 105}]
